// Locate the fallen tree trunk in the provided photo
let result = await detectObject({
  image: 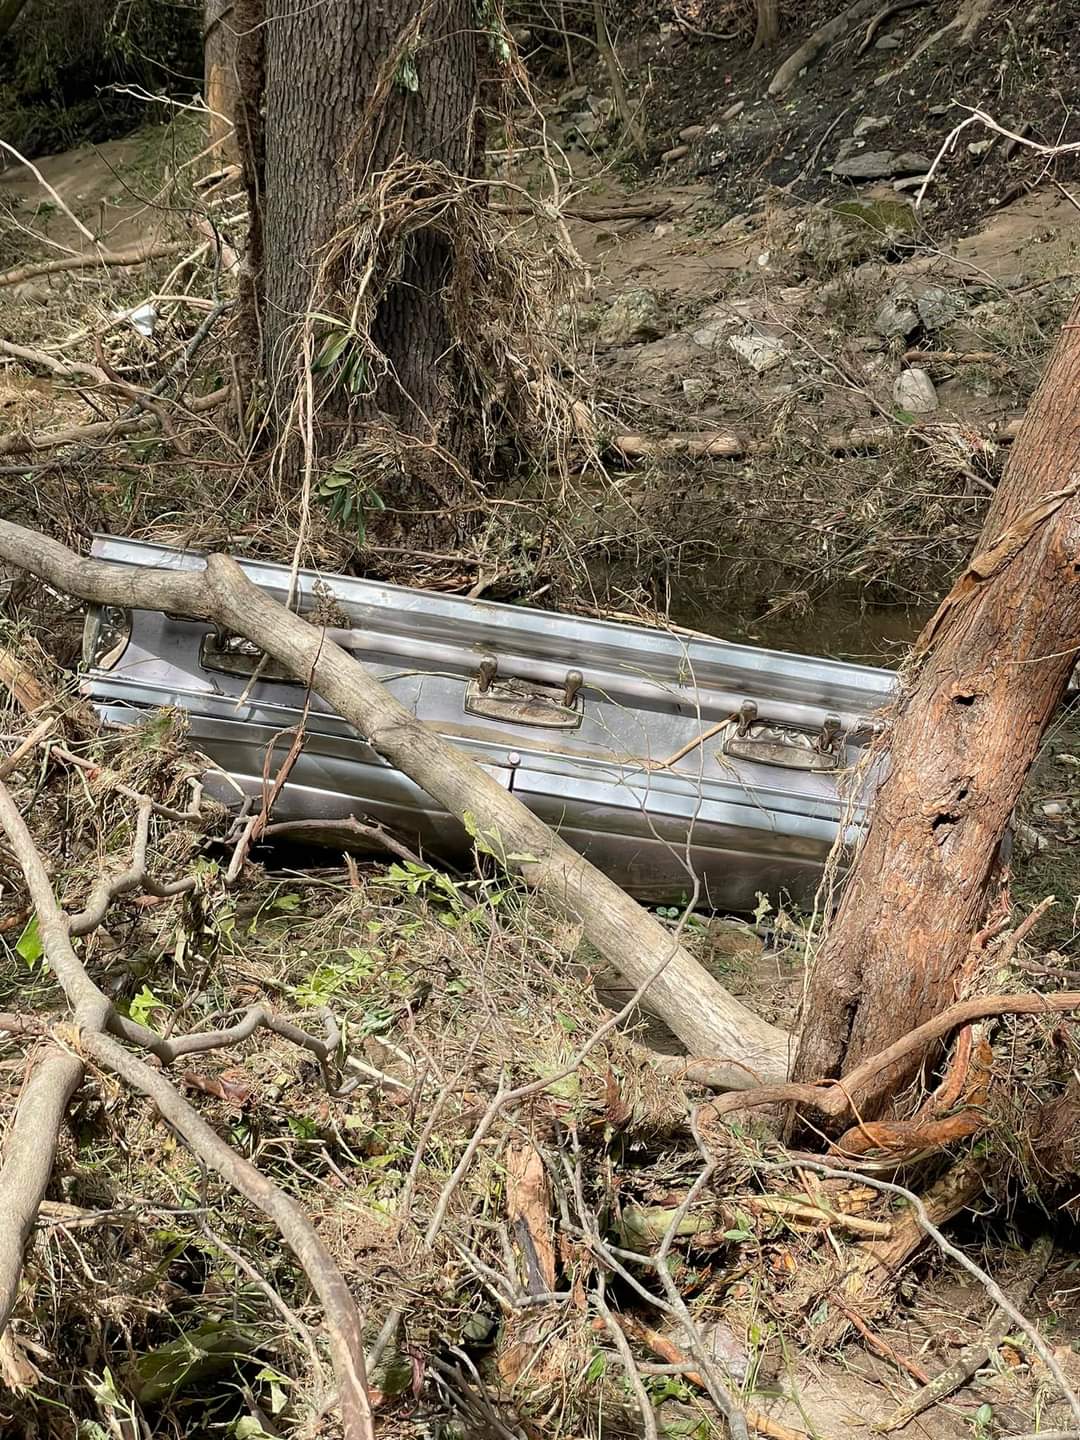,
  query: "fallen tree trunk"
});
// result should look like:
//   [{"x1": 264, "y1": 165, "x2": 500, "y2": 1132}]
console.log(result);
[
  {"x1": 0, "y1": 521, "x2": 791, "y2": 1087},
  {"x1": 795, "y1": 294, "x2": 1080, "y2": 1112}
]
